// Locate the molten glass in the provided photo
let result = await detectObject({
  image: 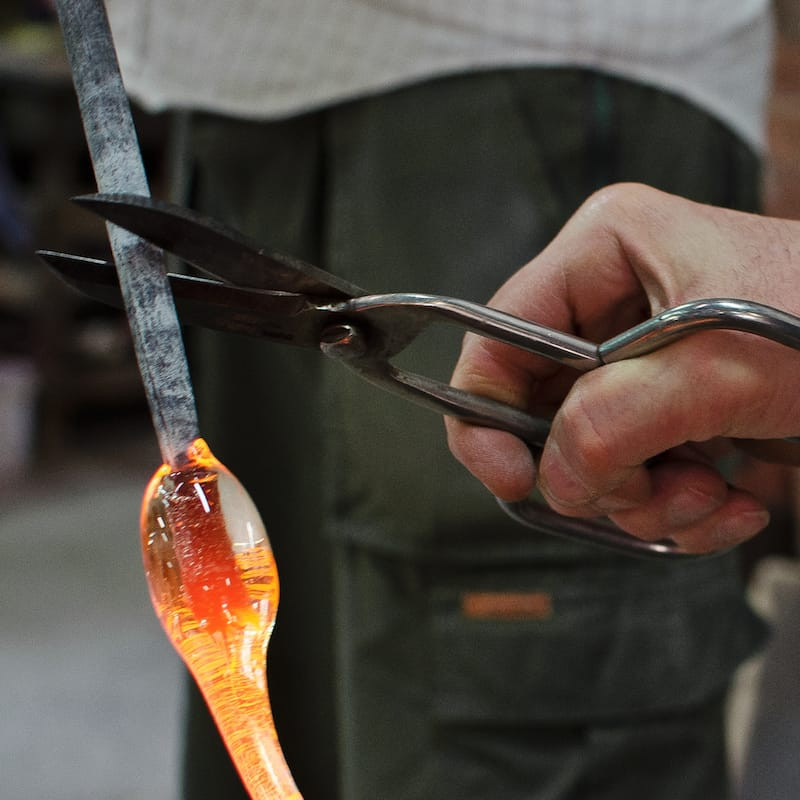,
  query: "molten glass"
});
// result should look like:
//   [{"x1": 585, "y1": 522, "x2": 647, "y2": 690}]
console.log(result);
[{"x1": 141, "y1": 438, "x2": 301, "y2": 800}]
